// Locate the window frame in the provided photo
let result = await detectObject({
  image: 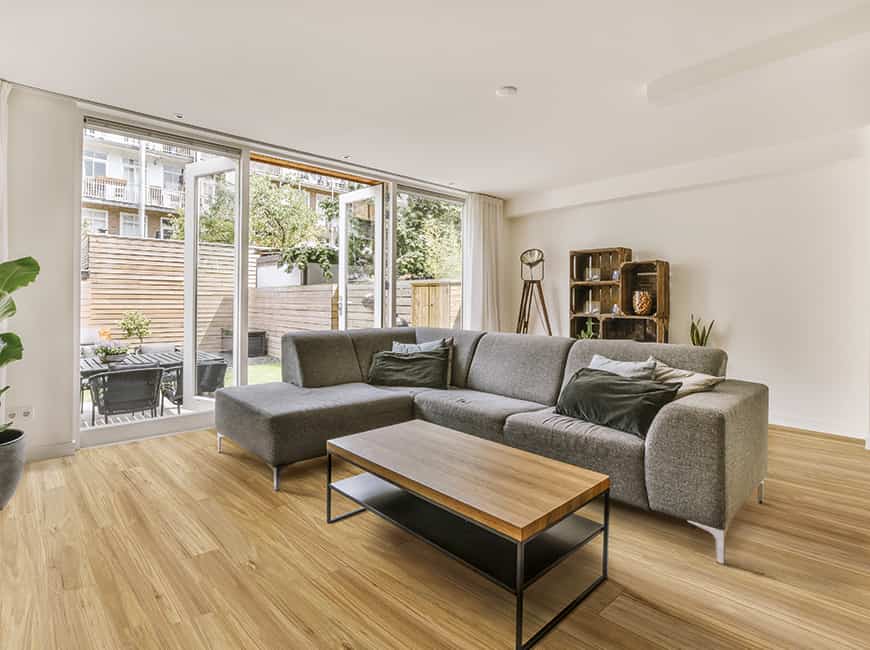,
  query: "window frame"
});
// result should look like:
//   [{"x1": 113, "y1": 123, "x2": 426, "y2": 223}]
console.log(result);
[
  {"x1": 119, "y1": 211, "x2": 143, "y2": 237},
  {"x1": 82, "y1": 208, "x2": 109, "y2": 234},
  {"x1": 83, "y1": 149, "x2": 108, "y2": 178}
]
